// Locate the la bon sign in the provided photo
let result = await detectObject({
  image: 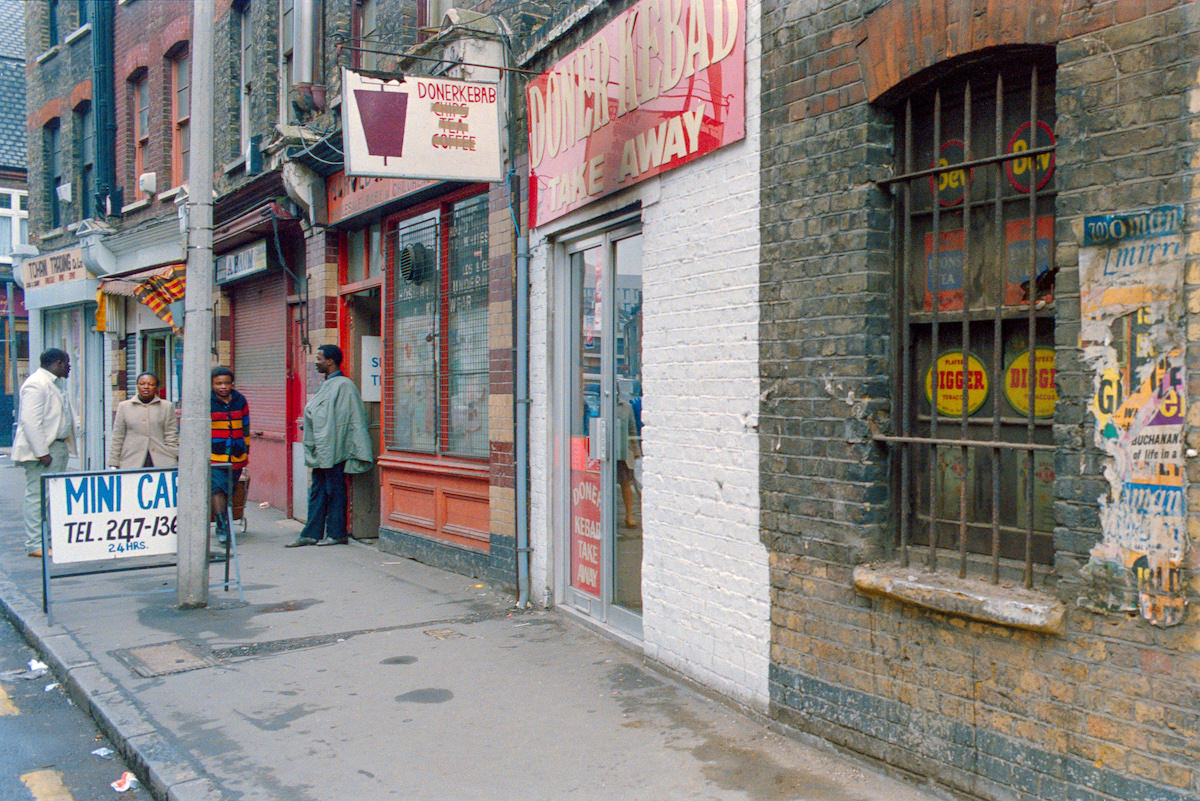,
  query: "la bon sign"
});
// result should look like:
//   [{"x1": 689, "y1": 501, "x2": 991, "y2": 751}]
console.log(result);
[
  {"x1": 343, "y1": 69, "x2": 503, "y2": 183},
  {"x1": 527, "y1": 0, "x2": 746, "y2": 227}
]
